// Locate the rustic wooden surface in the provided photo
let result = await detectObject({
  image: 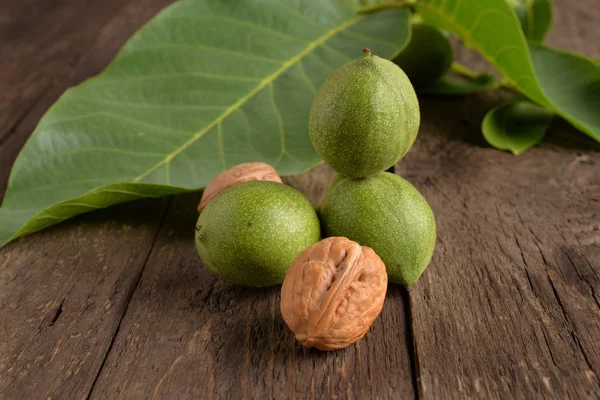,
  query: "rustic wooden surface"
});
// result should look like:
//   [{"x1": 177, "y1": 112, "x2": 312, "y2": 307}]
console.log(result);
[{"x1": 0, "y1": 0, "x2": 599, "y2": 399}]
